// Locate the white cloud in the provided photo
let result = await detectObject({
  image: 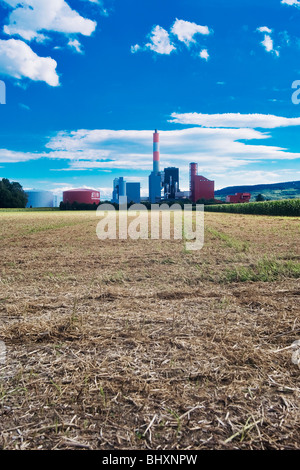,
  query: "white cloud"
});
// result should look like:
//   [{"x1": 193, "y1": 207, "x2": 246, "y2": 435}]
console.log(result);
[
  {"x1": 2, "y1": 0, "x2": 97, "y2": 42},
  {"x1": 68, "y1": 38, "x2": 83, "y2": 54},
  {"x1": 133, "y1": 18, "x2": 213, "y2": 60},
  {"x1": 281, "y1": 0, "x2": 300, "y2": 6},
  {"x1": 0, "y1": 39, "x2": 59, "y2": 86},
  {"x1": 0, "y1": 148, "x2": 45, "y2": 162},
  {"x1": 171, "y1": 19, "x2": 211, "y2": 47},
  {"x1": 80, "y1": 0, "x2": 109, "y2": 16},
  {"x1": 262, "y1": 34, "x2": 274, "y2": 52},
  {"x1": 130, "y1": 44, "x2": 141, "y2": 54},
  {"x1": 145, "y1": 25, "x2": 176, "y2": 55},
  {"x1": 257, "y1": 26, "x2": 272, "y2": 34},
  {"x1": 199, "y1": 49, "x2": 209, "y2": 60},
  {"x1": 169, "y1": 112, "x2": 300, "y2": 129},
  {"x1": 0, "y1": 0, "x2": 101, "y2": 85},
  {"x1": 256, "y1": 27, "x2": 279, "y2": 56}
]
